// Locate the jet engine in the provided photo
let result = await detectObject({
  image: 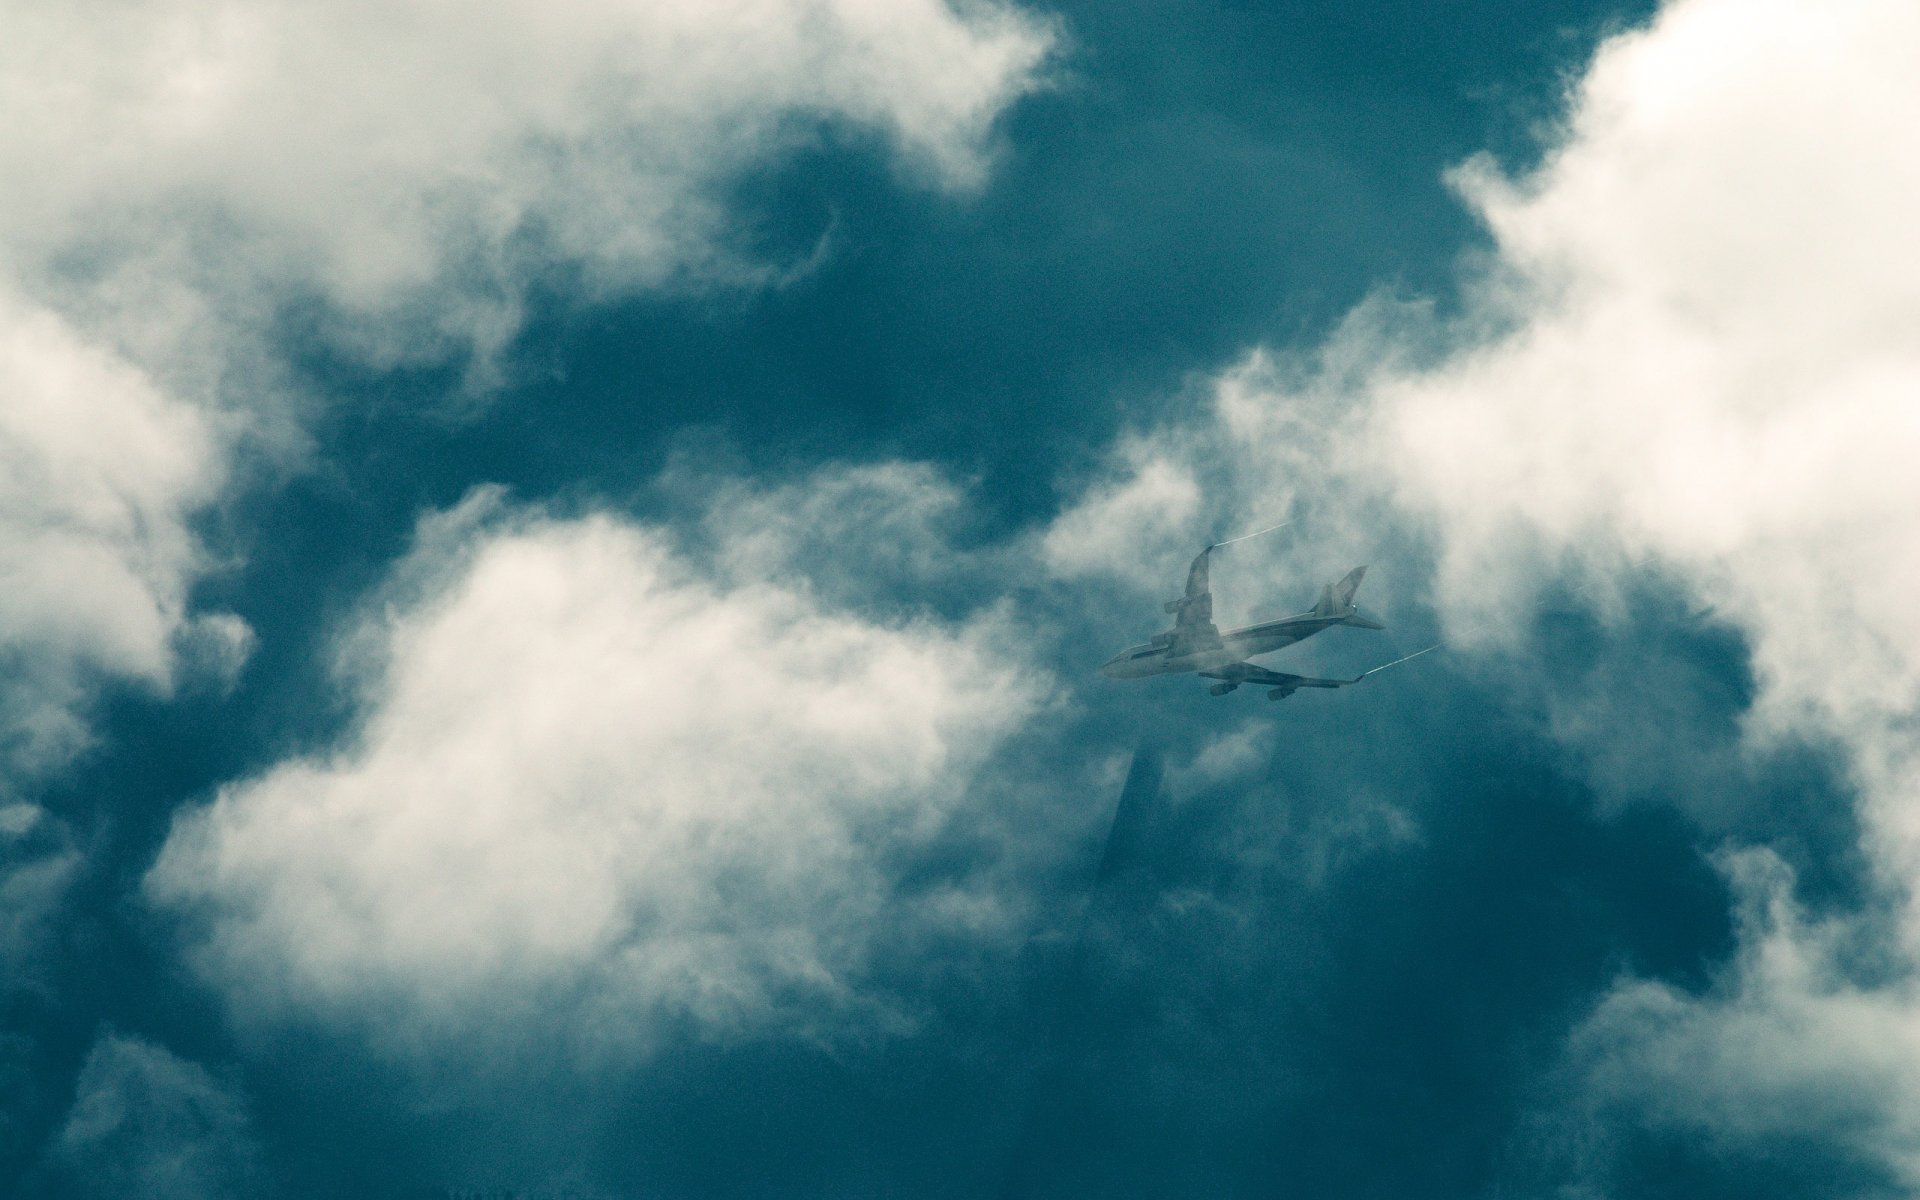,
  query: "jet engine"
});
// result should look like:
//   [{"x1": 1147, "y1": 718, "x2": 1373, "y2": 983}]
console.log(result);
[{"x1": 1208, "y1": 681, "x2": 1238, "y2": 696}]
